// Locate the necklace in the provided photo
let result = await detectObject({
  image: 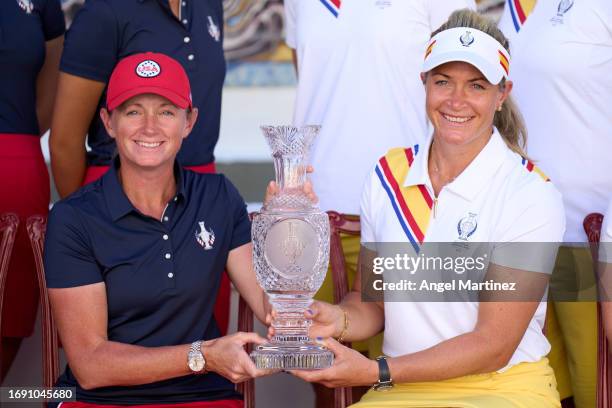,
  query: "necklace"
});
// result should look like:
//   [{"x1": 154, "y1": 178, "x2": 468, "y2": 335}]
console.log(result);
[{"x1": 429, "y1": 141, "x2": 458, "y2": 187}]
